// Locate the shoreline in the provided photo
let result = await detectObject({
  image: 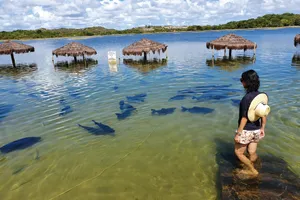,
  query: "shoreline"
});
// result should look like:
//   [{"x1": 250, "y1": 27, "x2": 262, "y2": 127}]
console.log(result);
[{"x1": 1, "y1": 26, "x2": 300, "y2": 42}]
